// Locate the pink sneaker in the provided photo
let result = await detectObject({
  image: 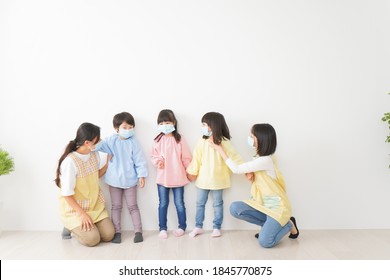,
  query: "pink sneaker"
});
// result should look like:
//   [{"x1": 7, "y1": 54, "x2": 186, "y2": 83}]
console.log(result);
[
  {"x1": 173, "y1": 229, "x2": 185, "y2": 237},
  {"x1": 211, "y1": 229, "x2": 221, "y2": 238},
  {"x1": 189, "y1": 227, "x2": 204, "y2": 238},
  {"x1": 158, "y1": 230, "x2": 168, "y2": 239}
]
